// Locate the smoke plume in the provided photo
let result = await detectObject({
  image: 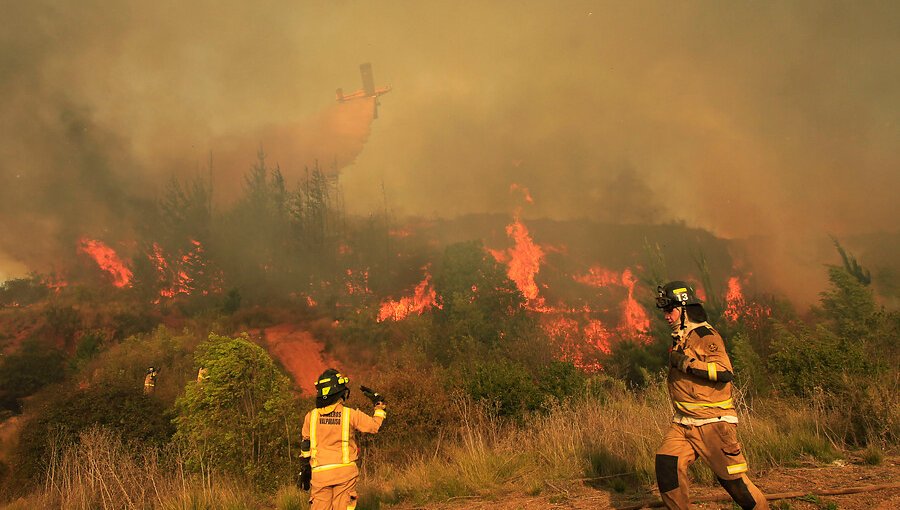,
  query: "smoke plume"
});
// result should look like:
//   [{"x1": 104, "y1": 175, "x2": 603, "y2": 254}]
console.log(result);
[{"x1": 1, "y1": 1, "x2": 898, "y2": 303}]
